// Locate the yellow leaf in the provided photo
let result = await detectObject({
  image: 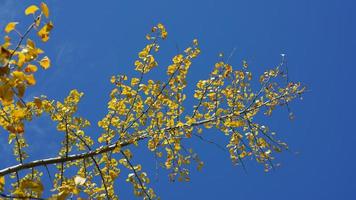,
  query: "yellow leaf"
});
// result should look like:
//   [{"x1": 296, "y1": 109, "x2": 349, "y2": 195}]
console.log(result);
[
  {"x1": 39, "y1": 56, "x2": 50, "y2": 69},
  {"x1": 258, "y1": 138, "x2": 268, "y2": 148},
  {"x1": 226, "y1": 120, "x2": 245, "y2": 127},
  {"x1": 110, "y1": 76, "x2": 116, "y2": 83},
  {"x1": 239, "y1": 151, "x2": 247, "y2": 158},
  {"x1": 3, "y1": 36, "x2": 11, "y2": 48},
  {"x1": 15, "y1": 125, "x2": 24, "y2": 134},
  {"x1": 24, "y1": 64, "x2": 38, "y2": 73},
  {"x1": 17, "y1": 53, "x2": 26, "y2": 67},
  {"x1": 26, "y1": 74, "x2": 36, "y2": 85},
  {"x1": 98, "y1": 135, "x2": 105, "y2": 143},
  {"x1": 33, "y1": 98, "x2": 42, "y2": 109},
  {"x1": 40, "y1": 2, "x2": 50, "y2": 18},
  {"x1": 37, "y1": 48, "x2": 44, "y2": 54},
  {"x1": 0, "y1": 85, "x2": 14, "y2": 106},
  {"x1": 0, "y1": 176, "x2": 4, "y2": 191},
  {"x1": 172, "y1": 54, "x2": 183, "y2": 64},
  {"x1": 27, "y1": 39, "x2": 36, "y2": 49},
  {"x1": 193, "y1": 39, "x2": 198, "y2": 46},
  {"x1": 25, "y1": 5, "x2": 39, "y2": 15},
  {"x1": 123, "y1": 149, "x2": 133, "y2": 159},
  {"x1": 8, "y1": 133, "x2": 16, "y2": 144},
  {"x1": 157, "y1": 23, "x2": 164, "y2": 30},
  {"x1": 167, "y1": 64, "x2": 176, "y2": 75},
  {"x1": 20, "y1": 180, "x2": 43, "y2": 196},
  {"x1": 112, "y1": 144, "x2": 121, "y2": 153},
  {"x1": 134, "y1": 164, "x2": 142, "y2": 171},
  {"x1": 16, "y1": 83, "x2": 26, "y2": 98},
  {"x1": 109, "y1": 170, "x2": 119, "y2": 179},
  {"x1": 5, "y1": 22, "x2": 18, "y2": 33},
  {"x1": 13, "y1": 109, "x2": 26, "y2": 119},
  {"x1": 12, "y1": 71, "x2": 26, "y2": 81},
  {"x1": 131, "y1": 78, "x2": 140, "y2": 86},
  {"x1": 37, "y1": 22, "x2": 53, "y2": 42}
]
